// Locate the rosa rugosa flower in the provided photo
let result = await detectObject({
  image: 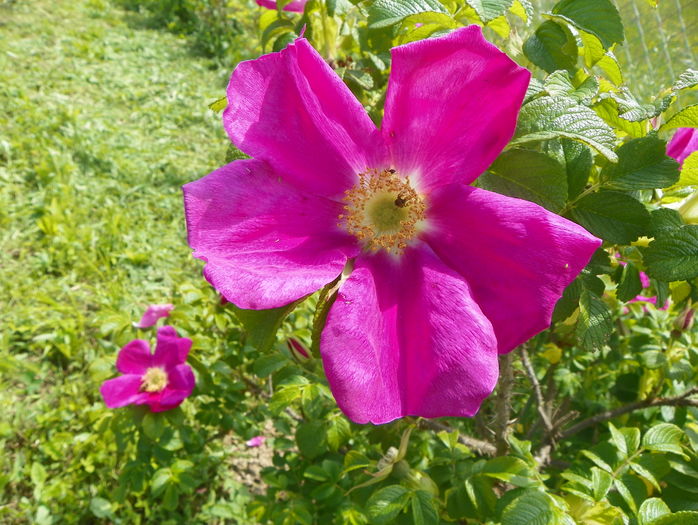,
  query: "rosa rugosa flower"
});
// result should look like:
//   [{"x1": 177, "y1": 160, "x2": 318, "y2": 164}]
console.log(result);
[
  {"x1": 100, "y1": 326, "x2": 195, "y2": 412},
  {"x1": 136, "y1": 303, "x2": 174, "y2": 328},
  {"x1": 255, "y1": 0, "x2": 306, "y2": 13},
  {"x1": 183, "y1": 27, "x2": 601, "y2": 424},
  {"x1": 666, "y1": 127, "x2": 698, "y2": 166}
]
